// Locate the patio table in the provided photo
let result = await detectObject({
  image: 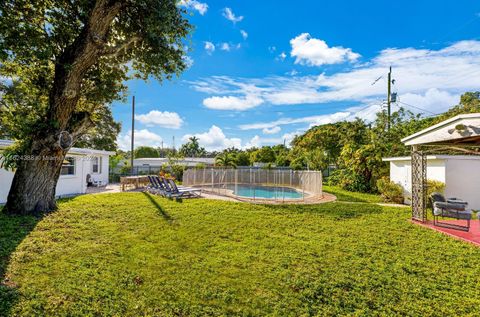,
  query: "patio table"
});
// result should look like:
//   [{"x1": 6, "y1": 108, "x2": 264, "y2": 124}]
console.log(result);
[{"x1": 120, "y1": 176, "x2": 150, "y2": 191}]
